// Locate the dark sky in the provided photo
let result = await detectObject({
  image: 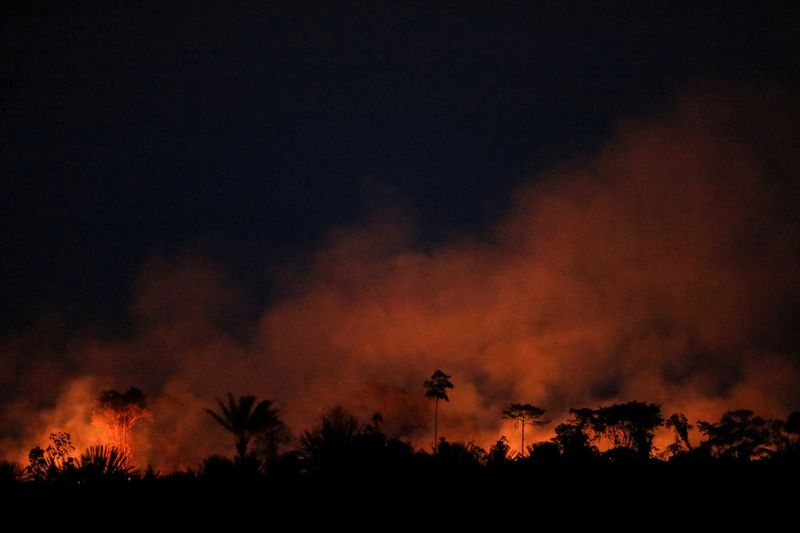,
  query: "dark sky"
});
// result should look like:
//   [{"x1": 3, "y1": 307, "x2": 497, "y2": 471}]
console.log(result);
[{"x1": 2, "y1": 2, "x2": 798, "y2": 333}]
